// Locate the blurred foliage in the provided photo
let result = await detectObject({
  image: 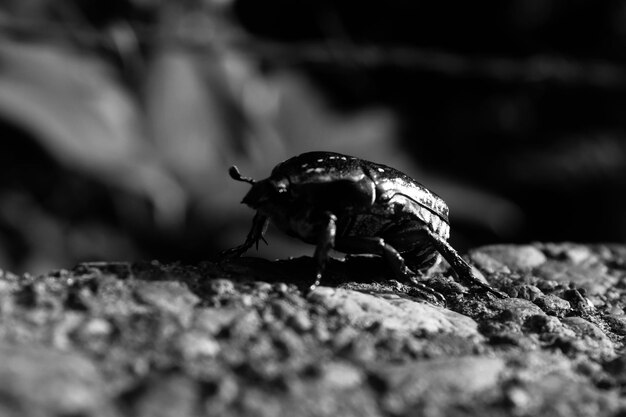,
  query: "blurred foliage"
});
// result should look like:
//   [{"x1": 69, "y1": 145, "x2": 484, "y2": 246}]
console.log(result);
[{"x1": 1, "y1": 0, "x2": 626, "y2": 273}]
